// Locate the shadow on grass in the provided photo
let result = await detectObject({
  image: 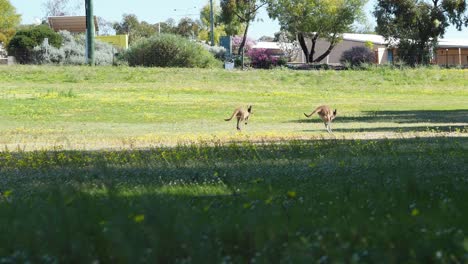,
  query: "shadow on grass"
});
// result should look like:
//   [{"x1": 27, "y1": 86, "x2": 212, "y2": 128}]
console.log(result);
[
  {"x1": 291, "y1": 109, "x2": 468, "y2": 124},
  {"x1": 302, "y1": 125, "x2": 467, "y2": 133},
  {"x1": 1, "y1": 136, "x2": 467, "y2": 192},
  {"x1": 0, "y1": 137, "x2": 467, "y2": 262}
]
